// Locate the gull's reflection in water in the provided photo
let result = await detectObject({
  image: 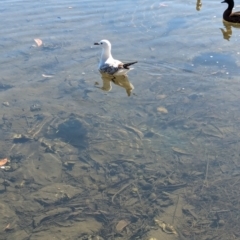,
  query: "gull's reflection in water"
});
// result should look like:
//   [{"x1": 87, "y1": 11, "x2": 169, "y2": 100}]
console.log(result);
[
  {"x1": 220, "y1": 20, "x2": 240, "y2": 41},
  {"x1": 196, "y1": 0, "x2": 202, "y2": 11},
  {"x1": 97, "y1": 73, "x2": 134, "y2": 96}
]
